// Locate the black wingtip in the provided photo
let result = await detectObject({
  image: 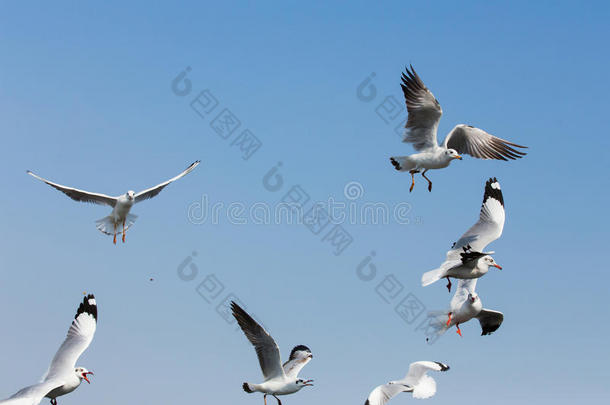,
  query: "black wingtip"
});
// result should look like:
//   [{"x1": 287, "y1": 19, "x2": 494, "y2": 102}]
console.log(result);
[
  {"x1": 242, "y1": 382, "x2": 253, "y2": 393},
  {"x1": 289, "y1": 345, "x2": 312, "y2": 360},
  {"x1": 434, "y1": 361, "x2": 450, "y2": 371},
  {"x1": 390, "y1": 157, "x2": 401, "y2": 171},
  {"x1": 483, "y1": 177, "x2": 504, "y2": 207},
  {"x1": 75, "y1": 294, "x2": 97, "y2": 321}
]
